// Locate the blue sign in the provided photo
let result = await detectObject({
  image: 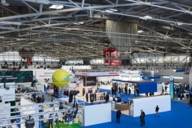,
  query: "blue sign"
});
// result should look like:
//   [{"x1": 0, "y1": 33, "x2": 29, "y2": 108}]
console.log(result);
[{"x1": 138, "y1": 82, "x2": 157, "y2": 93}]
